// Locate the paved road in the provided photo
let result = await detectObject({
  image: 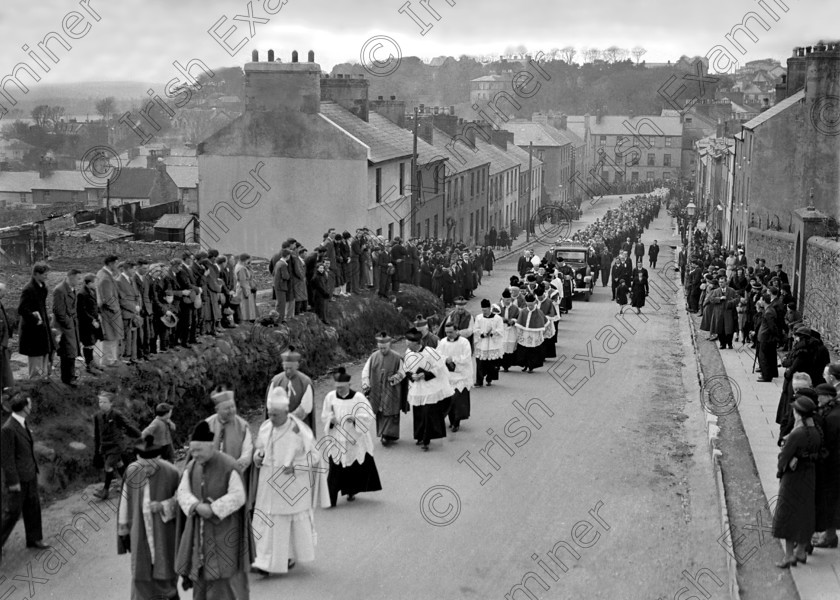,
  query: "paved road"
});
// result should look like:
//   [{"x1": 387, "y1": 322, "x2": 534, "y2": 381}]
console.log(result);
[{"x1": 1, "y1": 195, "x2": 730, "y2": 600}]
